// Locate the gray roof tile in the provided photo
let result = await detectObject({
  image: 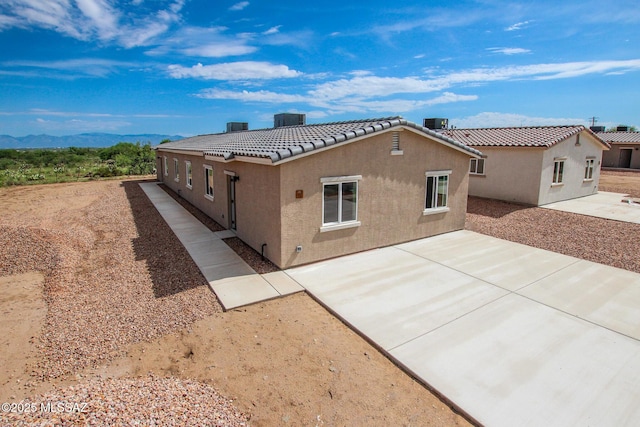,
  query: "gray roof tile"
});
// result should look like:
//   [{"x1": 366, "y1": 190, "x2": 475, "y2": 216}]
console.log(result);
[{"x1": 158, "y1": 116, "x2": 482, "y2": 162}]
